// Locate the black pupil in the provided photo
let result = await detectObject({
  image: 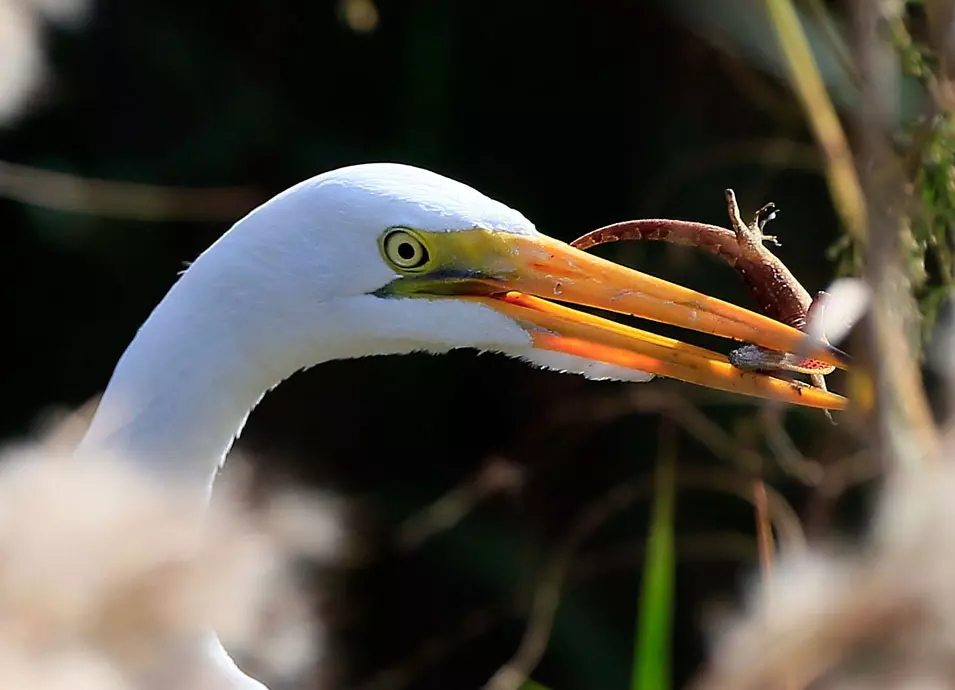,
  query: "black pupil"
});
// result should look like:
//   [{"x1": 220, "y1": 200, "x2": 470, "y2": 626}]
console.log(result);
[{"x1": 397, "y1": 241, "x2": 417, "y2": 261}]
